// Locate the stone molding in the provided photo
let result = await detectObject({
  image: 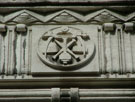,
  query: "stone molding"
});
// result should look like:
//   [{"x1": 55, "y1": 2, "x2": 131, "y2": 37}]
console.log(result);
[
  {"x1": 1, "y1": 9, "x2": 135, "y2": 24},
  {"x1": 0, "y1": 2, "x2": 134, "y2": 102},
  {"x1": 0, "y1": 0, "x2": 134, "y2": 5},
  {"x1": 0, "y1": 88, "x2": 134, "y2": 102},
  {"x1": 0, "y1": 8, "x2": 135, "y2": 78}
]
